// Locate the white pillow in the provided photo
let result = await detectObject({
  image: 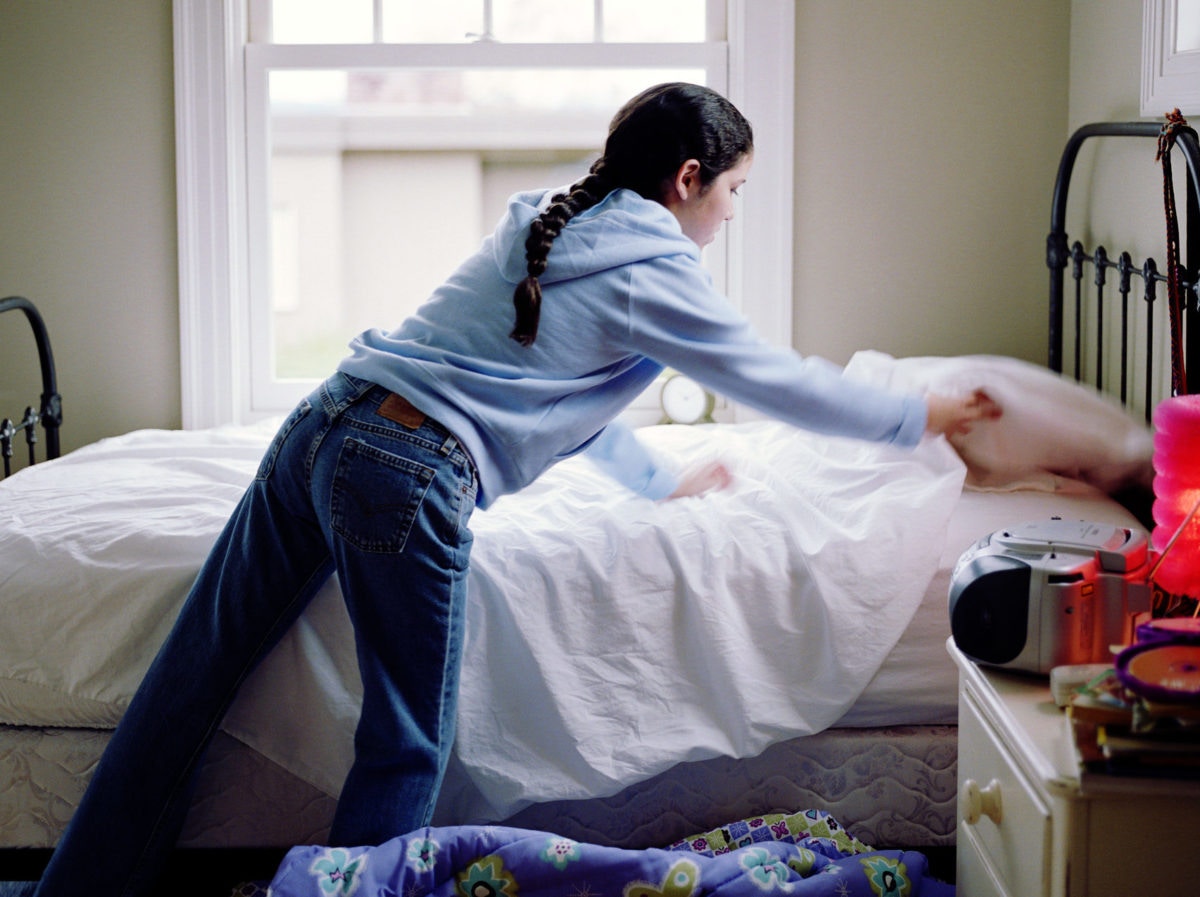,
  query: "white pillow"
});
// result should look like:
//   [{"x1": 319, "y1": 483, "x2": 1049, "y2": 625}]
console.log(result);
[{"x1": 844, "y1": 351, "x2": 1154, "y2": 493}]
